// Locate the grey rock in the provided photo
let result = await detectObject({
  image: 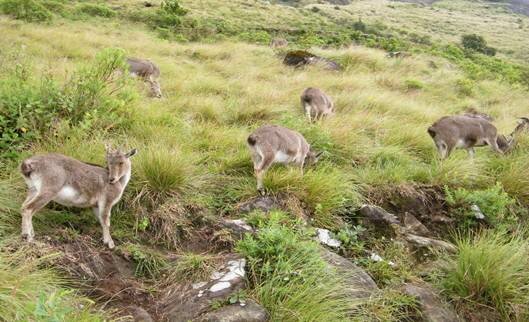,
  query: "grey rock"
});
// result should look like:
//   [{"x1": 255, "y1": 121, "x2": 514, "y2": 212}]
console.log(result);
[
  {"x1": 220, "y1": 218, "x2": 254, "y2": 239},
  {"x1": 161, "y1": 256, "x2": 248, "y2": 322},
  {"x1": 470, "y1": 204, "x2": 485, "y2": 220},
  {"x1": 403, "y1": 283, "x2": 459, "y2": 322},
  {"x1": 196, "y1": 300, "x2": 268, "y2": 322},
  {"x1": 405, "y1": 234, "x2": 457, "y2": 253},
  {"x1": 359, "y1": 204, "x2": 400, "y2": 236},
  {"x1": 404, "y1": 212, "x2": 431, "y2": 236},
  {"x1": 130, "y1": 306, "x2": 153, "y2": 322},
  {"x1": 320, "y1": 248, "x2": 378, "y2": 299},
  {"x1": 237, "y1": 196, "x2": 277, "y2": 214}
]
